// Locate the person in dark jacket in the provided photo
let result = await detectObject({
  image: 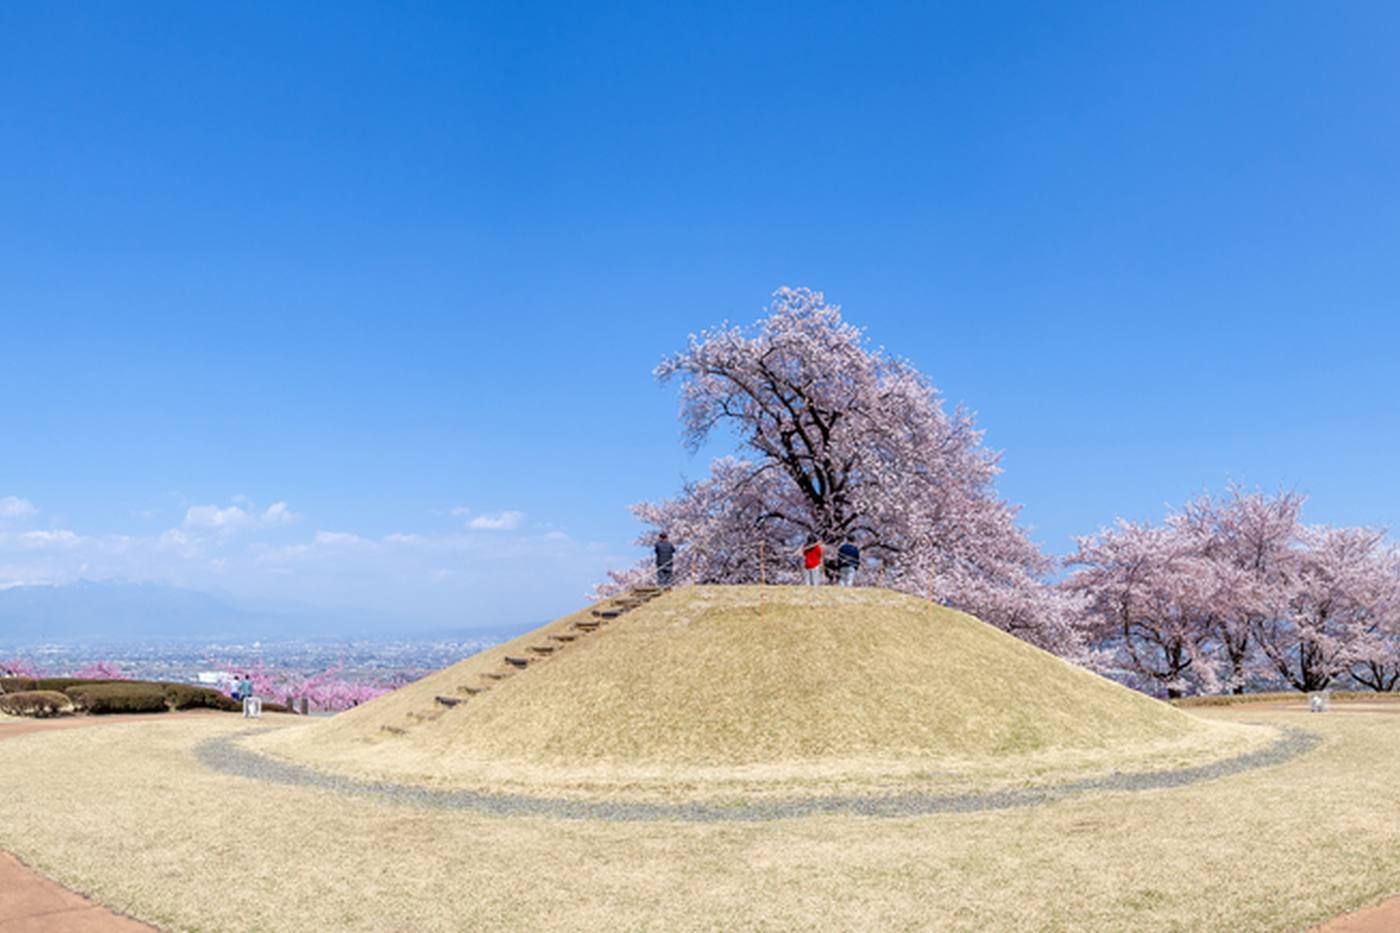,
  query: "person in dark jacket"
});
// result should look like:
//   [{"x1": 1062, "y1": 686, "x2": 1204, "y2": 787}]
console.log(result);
[
  {"x1": 654, "y1": 532, "x2": 676, "y2": 587},
  {"x1": 837, "y1": 536, "x2": 861, "y2": 587}
]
